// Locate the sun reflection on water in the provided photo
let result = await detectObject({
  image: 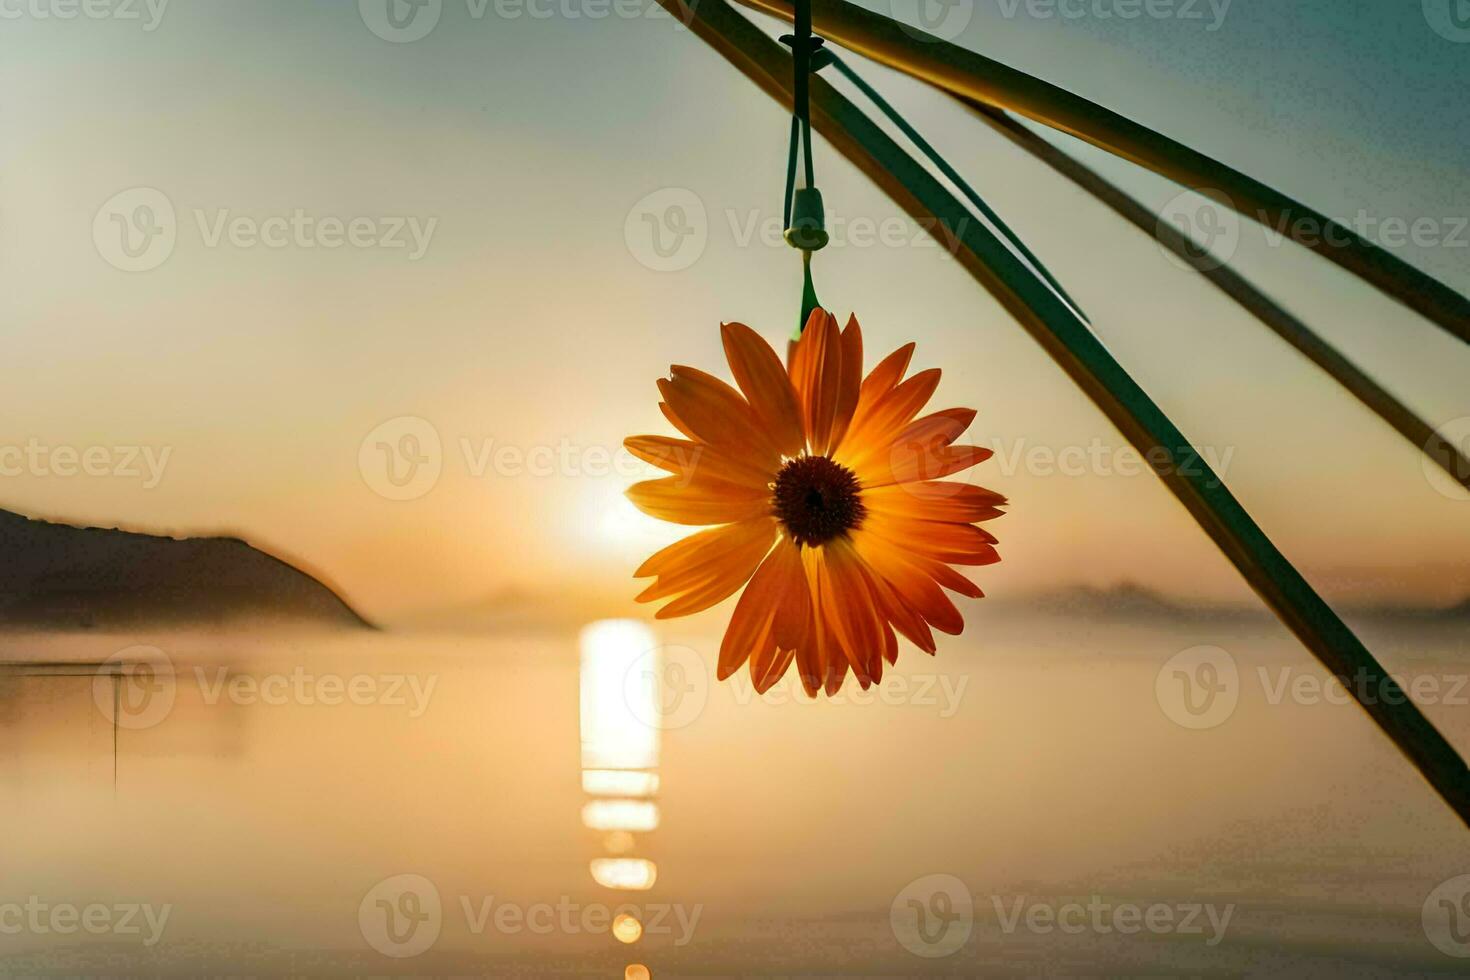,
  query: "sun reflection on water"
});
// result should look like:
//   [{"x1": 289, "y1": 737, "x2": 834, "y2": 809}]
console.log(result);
[
  {"x1": 579, "y1": 619, "x2": 664, "y2": 966},
  {"x1": 591, "y1": 857, "x2": 658, "y2": 891}
]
